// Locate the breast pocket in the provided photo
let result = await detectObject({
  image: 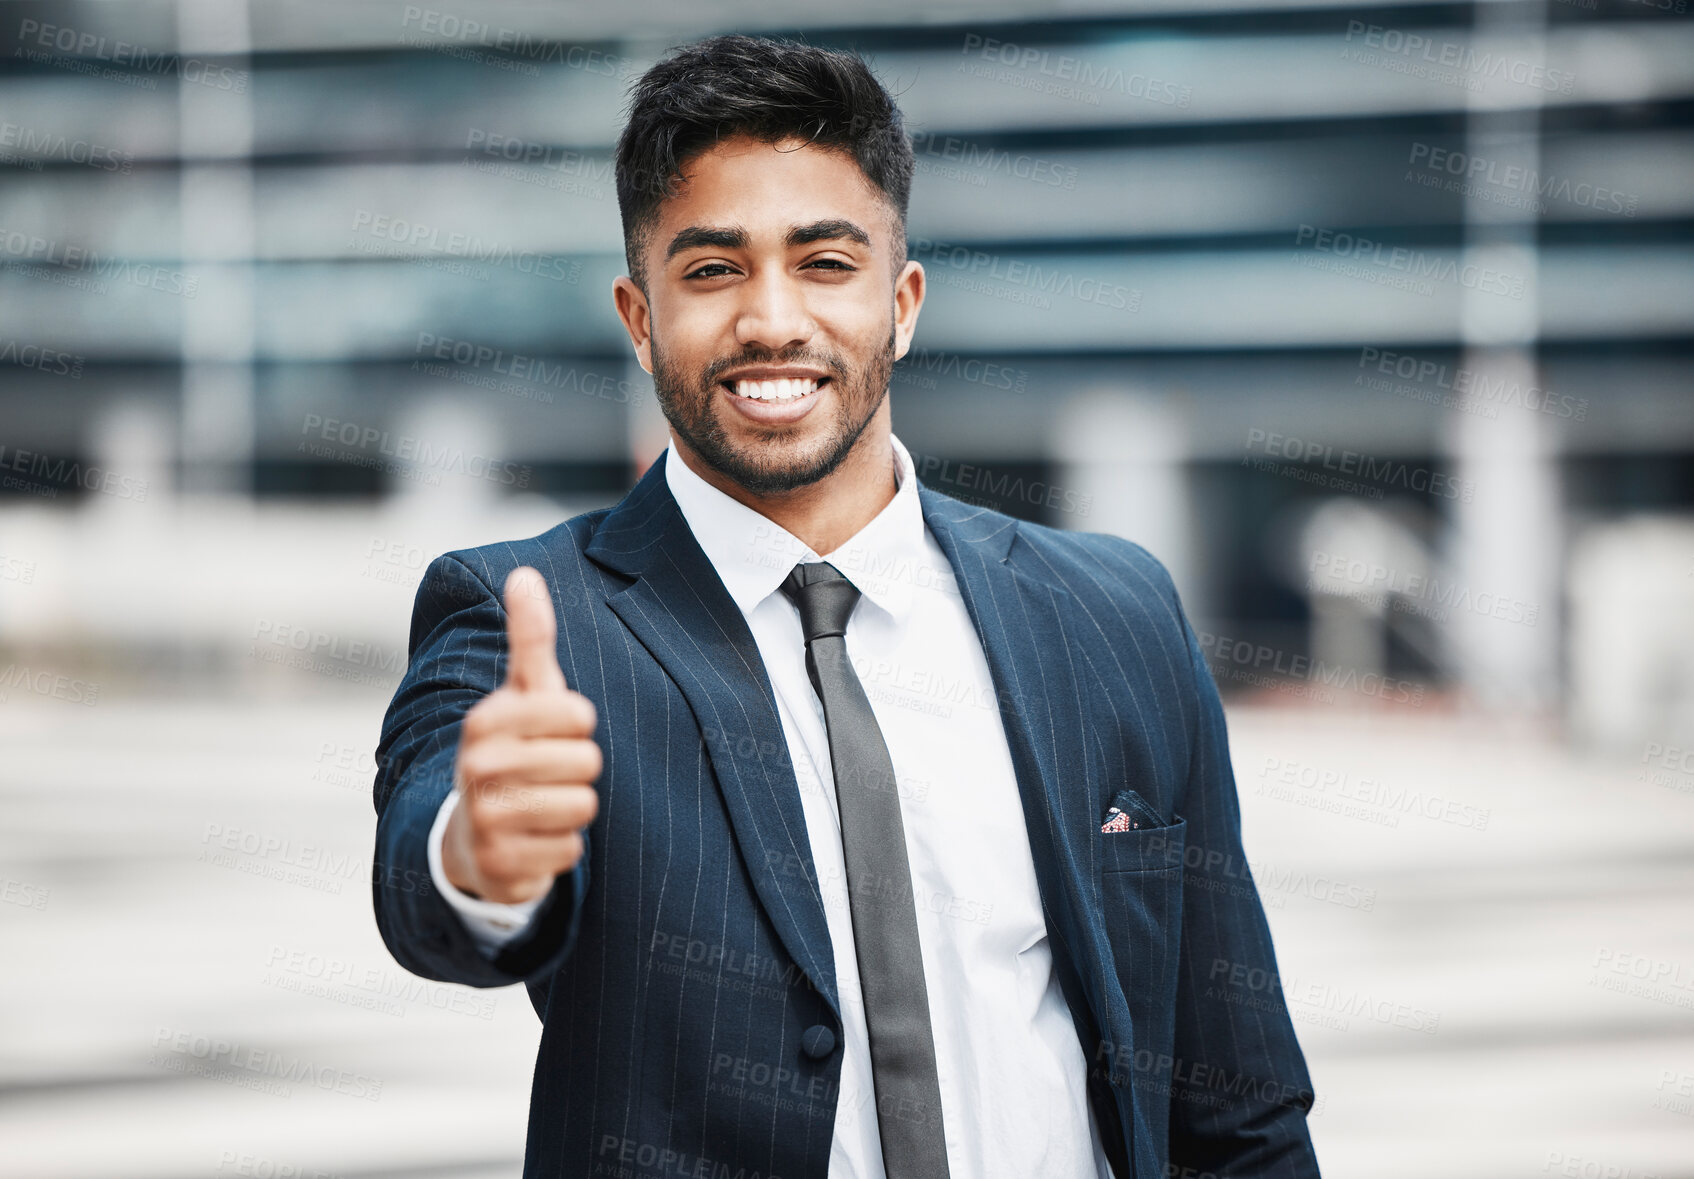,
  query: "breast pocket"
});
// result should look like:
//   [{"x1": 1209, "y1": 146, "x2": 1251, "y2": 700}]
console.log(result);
[
  {"x1": 1096, "y1": 787, "x2": 1185, "y2": 1121},
  {"x1": 1097, "y1": 787, "x2": 1186, "y2": 874}
]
